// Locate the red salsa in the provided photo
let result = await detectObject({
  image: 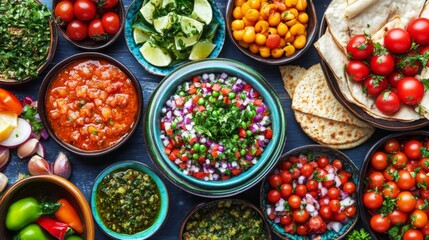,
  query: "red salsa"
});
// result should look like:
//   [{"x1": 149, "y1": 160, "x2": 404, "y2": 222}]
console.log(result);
[{"x1": 46, "y1": 59, "x2": 138, "y2": 151}]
